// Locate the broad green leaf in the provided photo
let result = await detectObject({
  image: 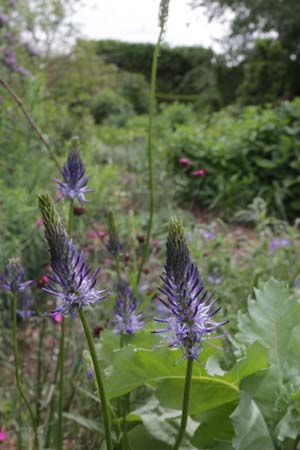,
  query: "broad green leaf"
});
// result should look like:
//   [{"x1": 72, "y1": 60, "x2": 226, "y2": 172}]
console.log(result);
[
  {"x1": 155, "y1": 376, "x2": 239, "y2": 414},
  {"x1": 230, "y1": 392, "x2": 275, "y2": 450},
  {"x1": 128, "y1": 396, "x2": 198, "y2": 450},
  {"x1": 236, "y1": 279, "x2": 300, "y2": 370},
  {"x1": 192, "y1": 401, "x2": 237, "y2": 449},
  {"x1": 63, "y1": 412, "x2": 102, "y2": 435},
  {"x1": 224, "y1": 341, "x2": 269, "y2": 384},
  {"x1": 236, "y1": 279, "x2": 300, "y2": 441}
]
